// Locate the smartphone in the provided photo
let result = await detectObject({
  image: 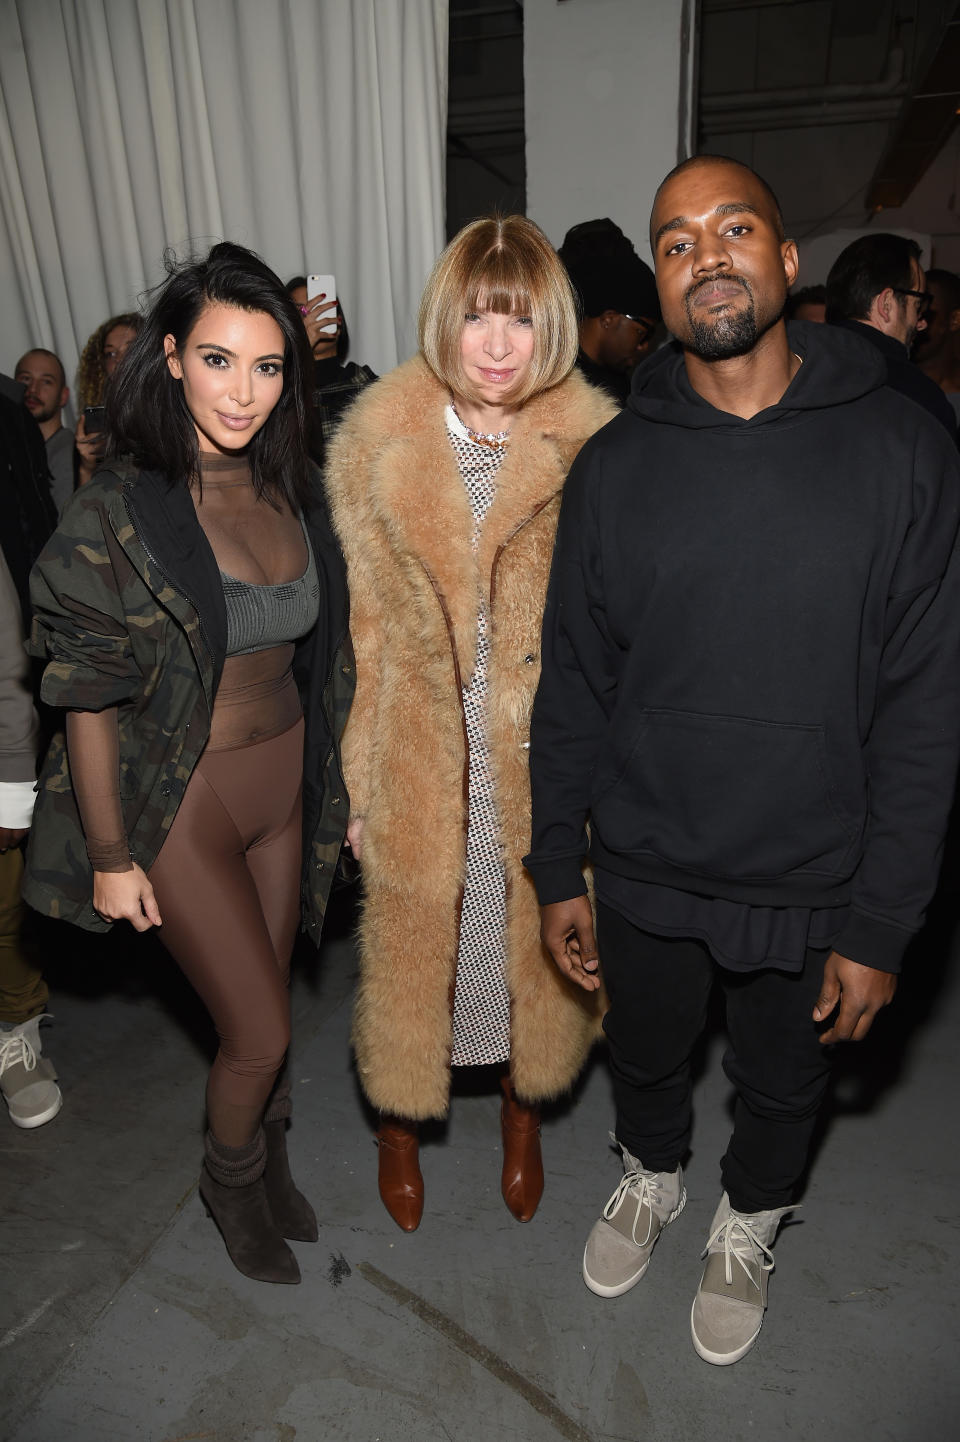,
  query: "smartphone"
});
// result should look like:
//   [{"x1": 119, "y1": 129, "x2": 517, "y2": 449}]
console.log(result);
[
  {"x1": 83, "y1": 405, "x2": 107, "y2": 435},
  {"x1": 307, "y1": 273, "x2": 338, "y2": 334}
]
